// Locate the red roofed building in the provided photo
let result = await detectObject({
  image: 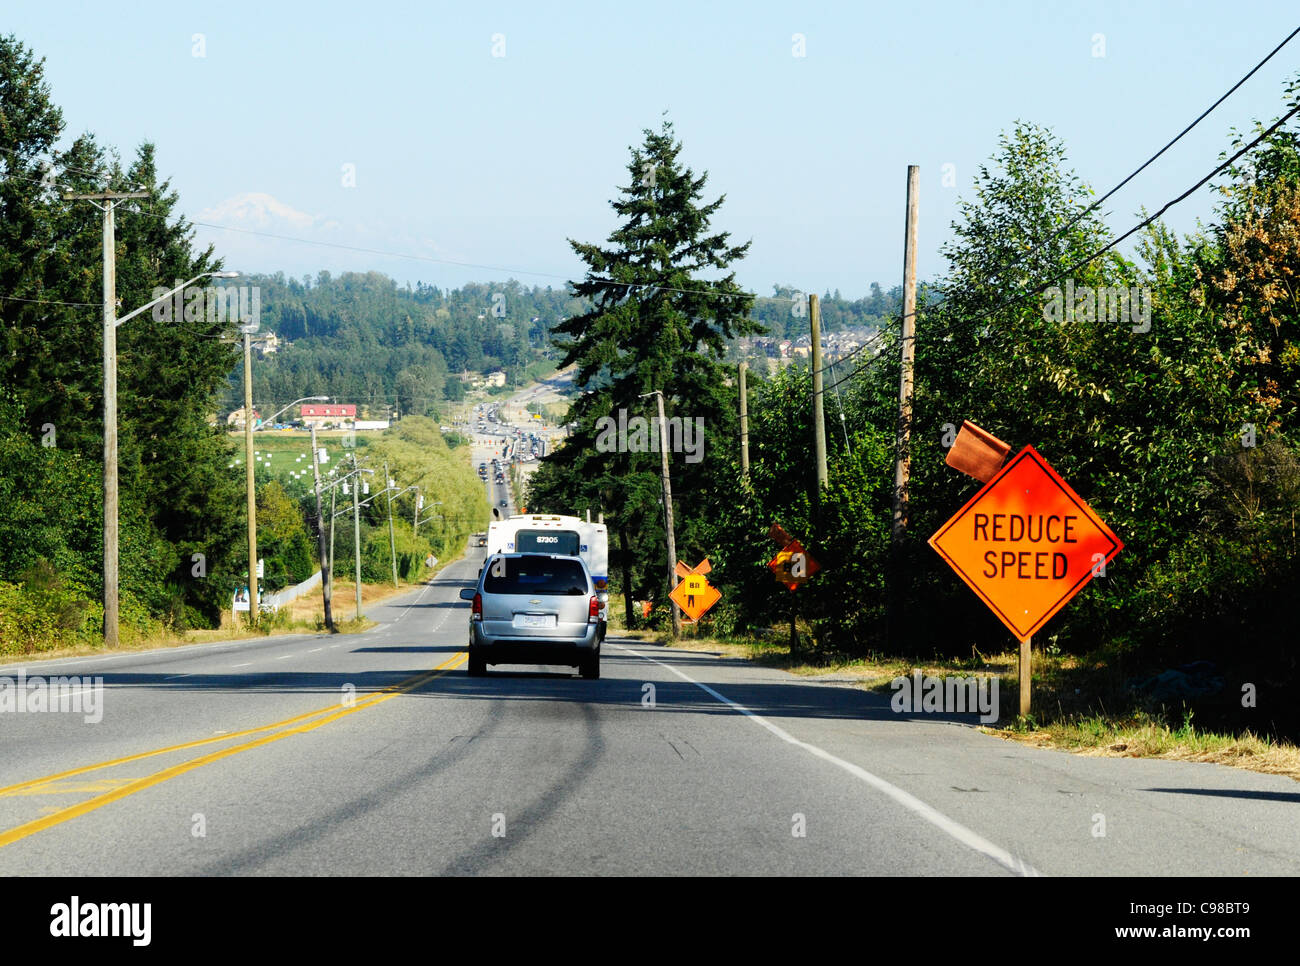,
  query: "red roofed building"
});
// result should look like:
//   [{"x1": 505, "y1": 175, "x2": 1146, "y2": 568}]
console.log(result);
[{"x1": 300, "y1": 404, "x2": 356, "y2": 427}]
